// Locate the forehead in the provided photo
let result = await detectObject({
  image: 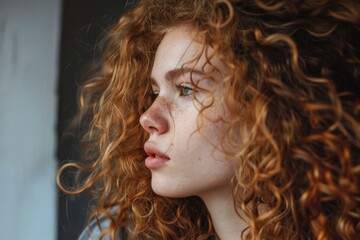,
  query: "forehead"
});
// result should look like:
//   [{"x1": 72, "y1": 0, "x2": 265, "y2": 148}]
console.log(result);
[{"x1": 151, "y1": 26, "x2": 224, "y2": 80}]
